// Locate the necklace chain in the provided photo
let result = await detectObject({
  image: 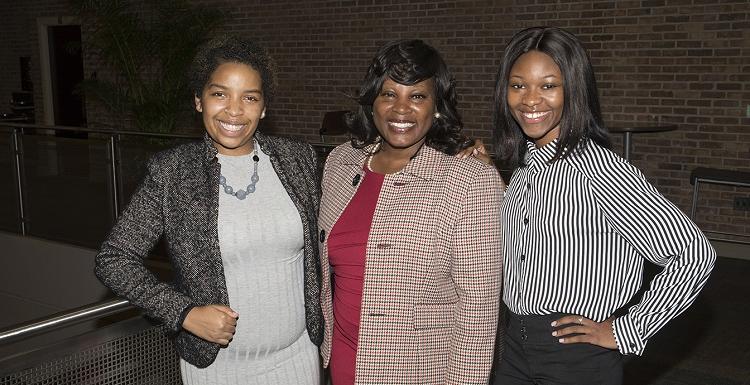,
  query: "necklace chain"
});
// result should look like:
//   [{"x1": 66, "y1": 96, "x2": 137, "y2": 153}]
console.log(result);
[
  {"x1": 218, "y1": 140, "x2": 260, "y2": 200},
  {"x1": 366, "y1": 141, "x2": 381, "y2": 172}
]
